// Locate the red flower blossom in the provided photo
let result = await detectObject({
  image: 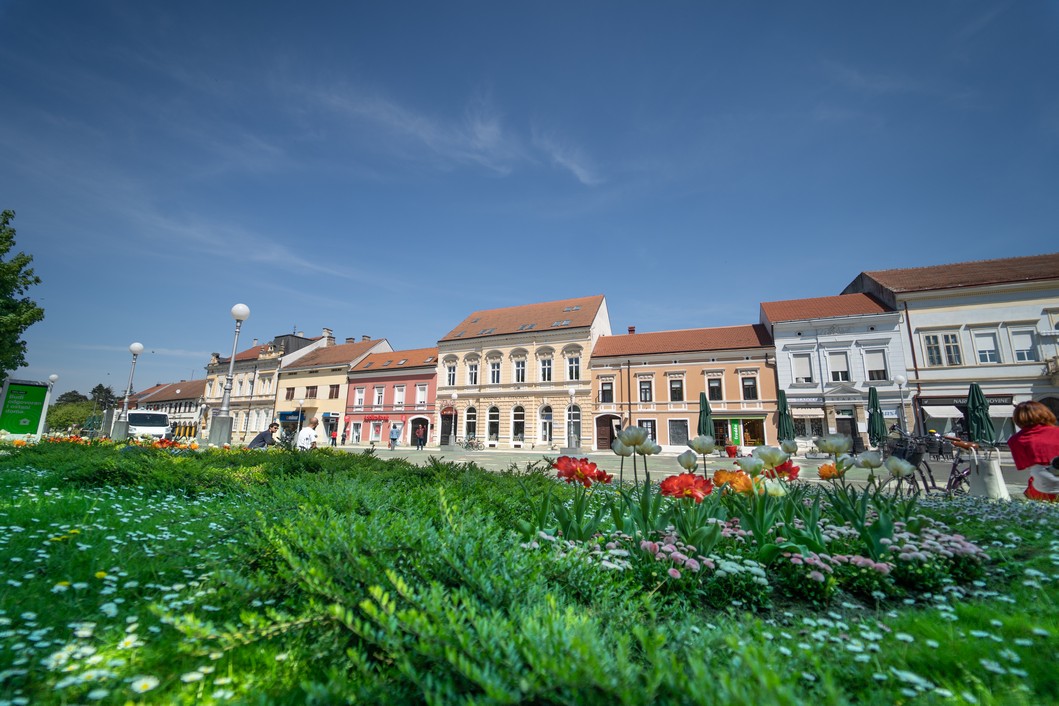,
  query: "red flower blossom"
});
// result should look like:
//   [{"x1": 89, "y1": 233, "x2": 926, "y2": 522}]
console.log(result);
[
  {"x1": 765, "y1": 460, "x2": 800, "y2": 481},
  {"x1": 659, "y1": 473, "x2": 714, "y2": 503},
  {"x1": 552, "y1": 456, "x2": 612, "y2": 487}
]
